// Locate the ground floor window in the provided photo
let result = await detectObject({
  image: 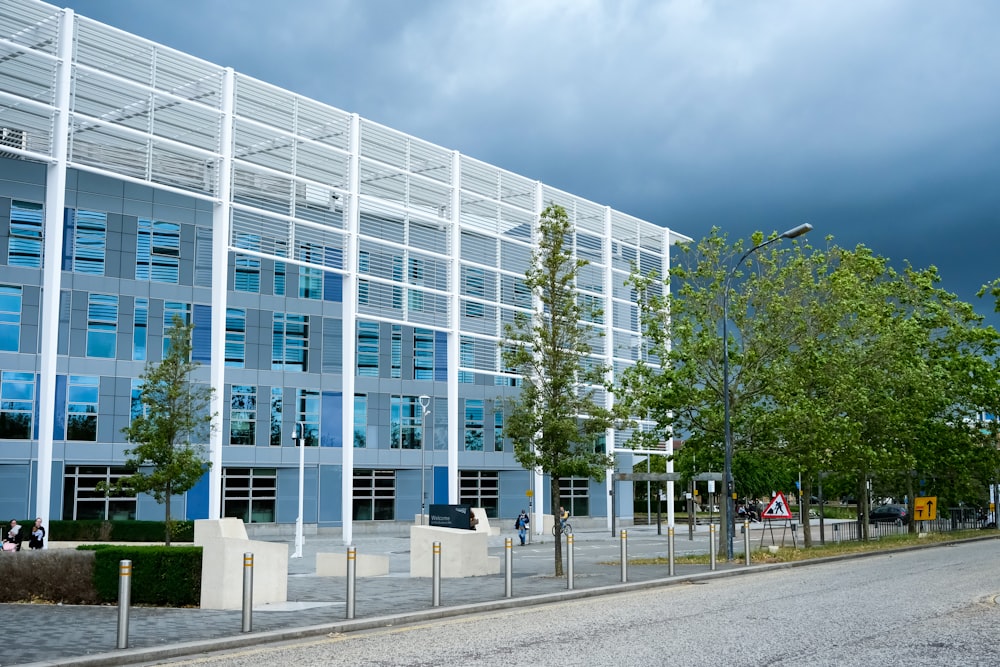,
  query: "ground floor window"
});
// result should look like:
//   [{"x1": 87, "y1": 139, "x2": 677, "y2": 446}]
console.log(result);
[
  {"x1": 354, "y1": 469, "x2": 395, "y2": 520},
  {"x1": 62, "y1": 465, "x2": 137, "y2": 520},
  {"x1": 459, "y1": 470, "x2": 499, "y2": 518},
  {"x1": 222, "y1": 467, "x2": 277, "y2": 523},
  {"x1": 559, "y1": 477, "x2": 590, "y2": 517}
]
